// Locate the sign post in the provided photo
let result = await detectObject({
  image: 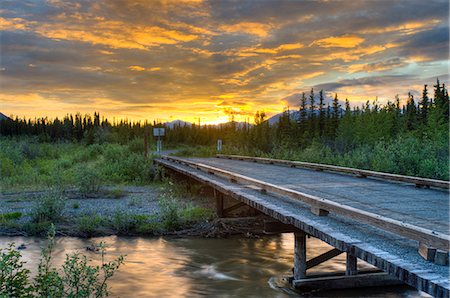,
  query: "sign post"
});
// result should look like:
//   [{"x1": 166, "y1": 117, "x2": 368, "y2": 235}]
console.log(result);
[
  {"x1": 217, "y1": 139, "x2": 222, "y2": 153},
  {"x1": 153, "y1": 128, "x2": 165, "y2": 155}
]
